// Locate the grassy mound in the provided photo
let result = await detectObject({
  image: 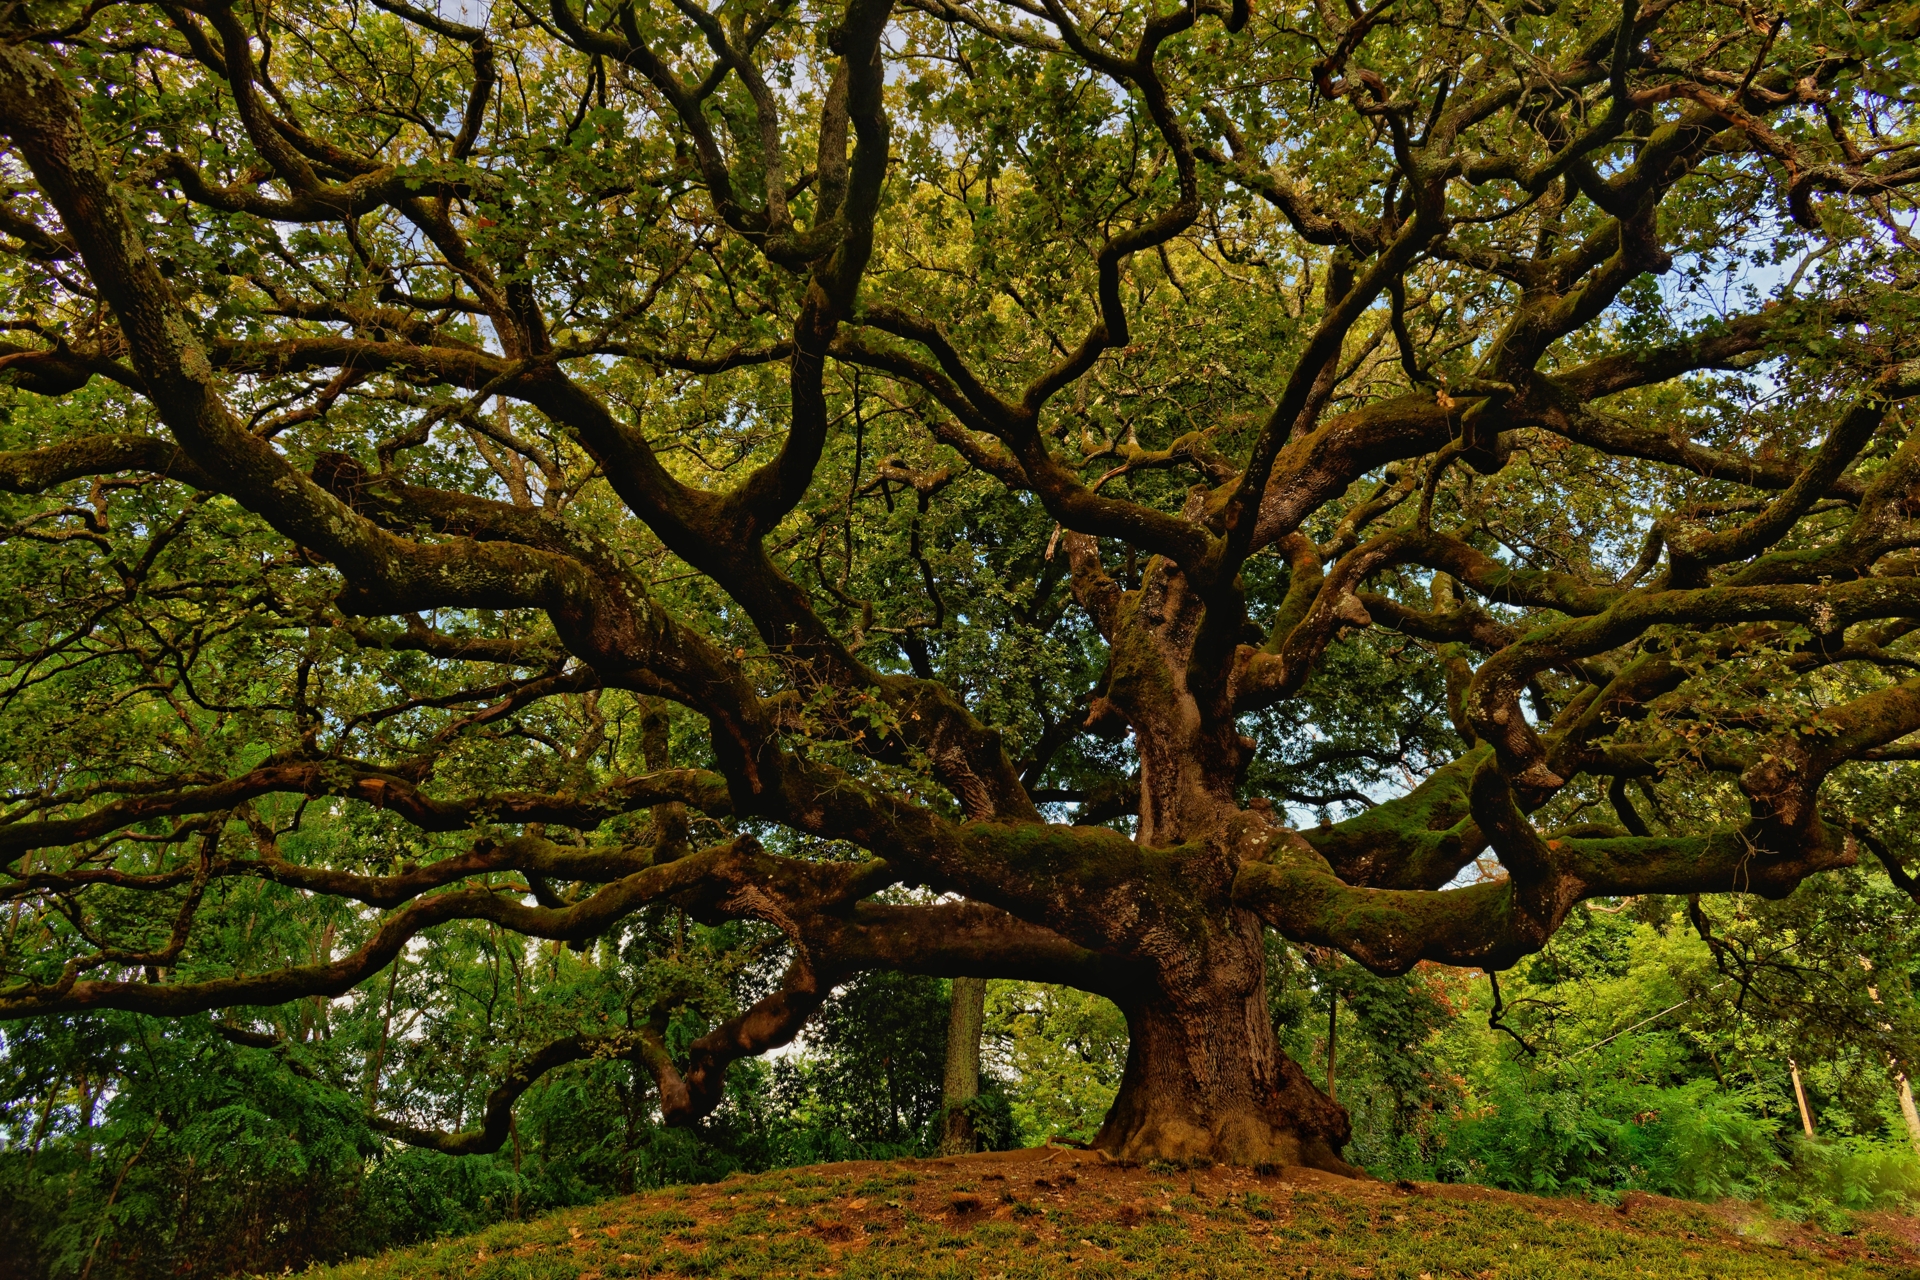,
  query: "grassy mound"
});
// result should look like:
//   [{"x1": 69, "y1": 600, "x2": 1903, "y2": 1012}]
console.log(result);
[{"x1": 302, "y1": 1148, "x2": 1920, "y2": 1279}]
